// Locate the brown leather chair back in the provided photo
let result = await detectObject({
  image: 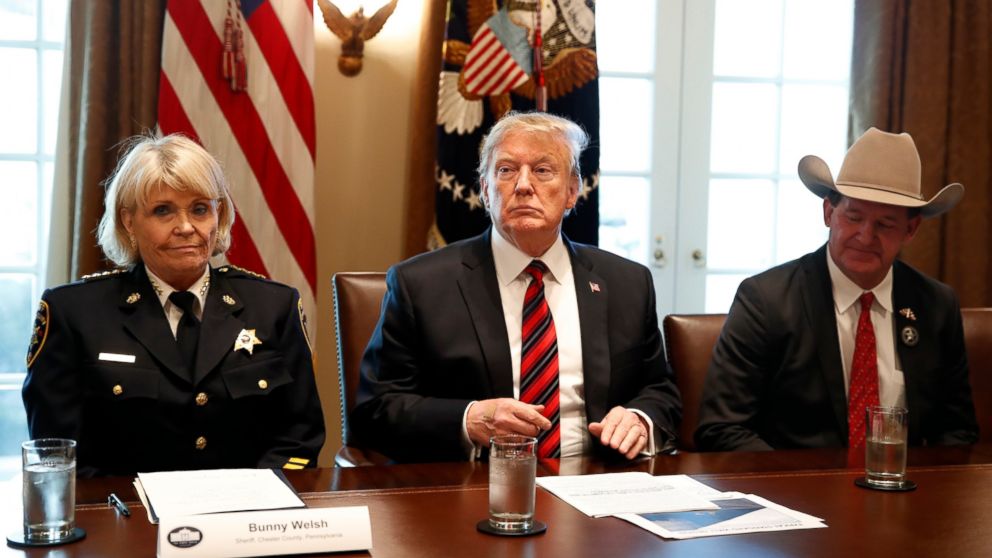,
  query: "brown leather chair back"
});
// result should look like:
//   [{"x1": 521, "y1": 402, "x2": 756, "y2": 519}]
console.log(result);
[
  {"x1": 962, "y1": 308, "x2": 992, "y2": 442},
  {"x1": 332, "y1": 272, "x2": 388, "y2": 464},
  {"x1": 662, "y1": 314, "x2": 727, "y2": 452}
]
